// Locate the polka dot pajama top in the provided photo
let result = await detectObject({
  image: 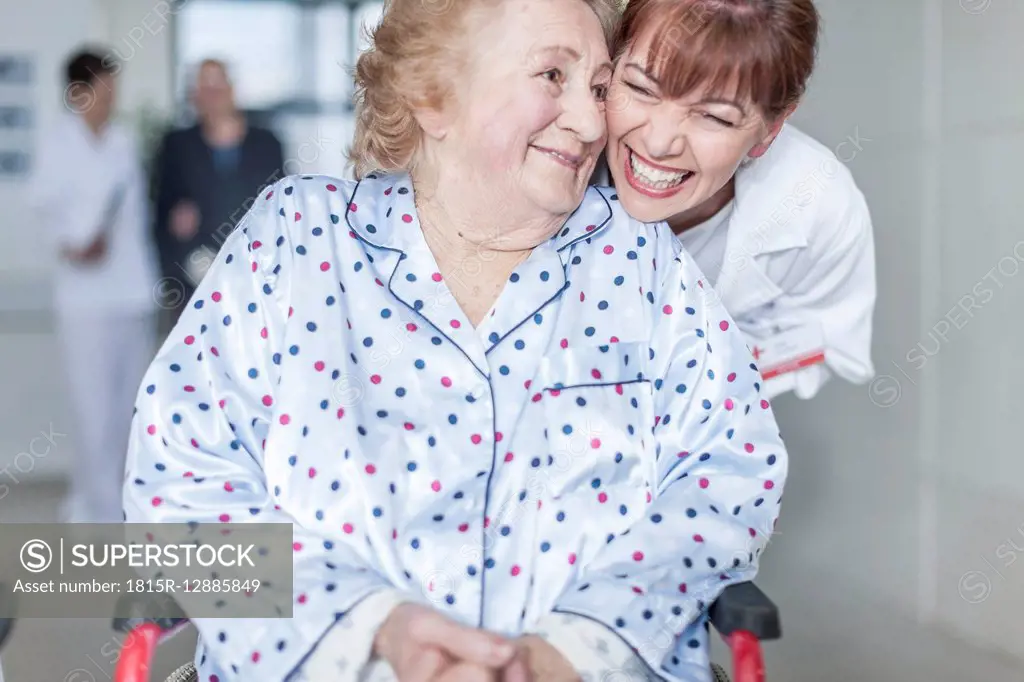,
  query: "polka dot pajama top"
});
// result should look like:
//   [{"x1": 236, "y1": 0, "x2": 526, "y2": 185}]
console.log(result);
[{"x1": 124, "y1": 172, "x2": 787, "y2": 682}]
